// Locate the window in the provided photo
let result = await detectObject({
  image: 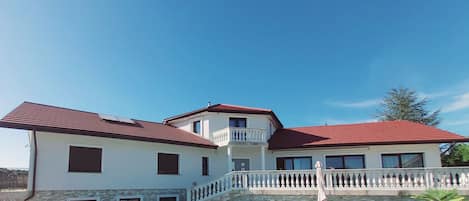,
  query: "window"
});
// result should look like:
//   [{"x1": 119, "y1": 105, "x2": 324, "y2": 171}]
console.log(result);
[
  {"x1": 202, "y1": 157, "x2": 209, "y2": 176},
  {"x1": 229, "y1": 118, "x2": 247, "y2": 128},
  {"x1": 119, "y1": 197, "x2": 141, "y2": 201},
  {"x1": 276, "y1": 157, "x2": 312, "y2": 170},
  {"x1": 68, "y1": 146, "x2": 102, "y2": 173},
  {"x1": 159, "y1": 198, "x2": 177, "y2": 201},
  {"x1": 158, "y1": 195, "x2": 178, "y2": 201},
  {"x1": 157, "y1": 153, "x2": 179, "y2": 175},
  {"x1": 67, "y1": 197, "x2": 99, "y2": 201},
  {"x1": 326, "y1": 155, "x2": 365, "y2": 169},
  {"x1": 192, "y1": 121, "x2": 201, "y2": 134},
  {"x1": 382, "y1": 153, "x2": 424, "y2": 168}
]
